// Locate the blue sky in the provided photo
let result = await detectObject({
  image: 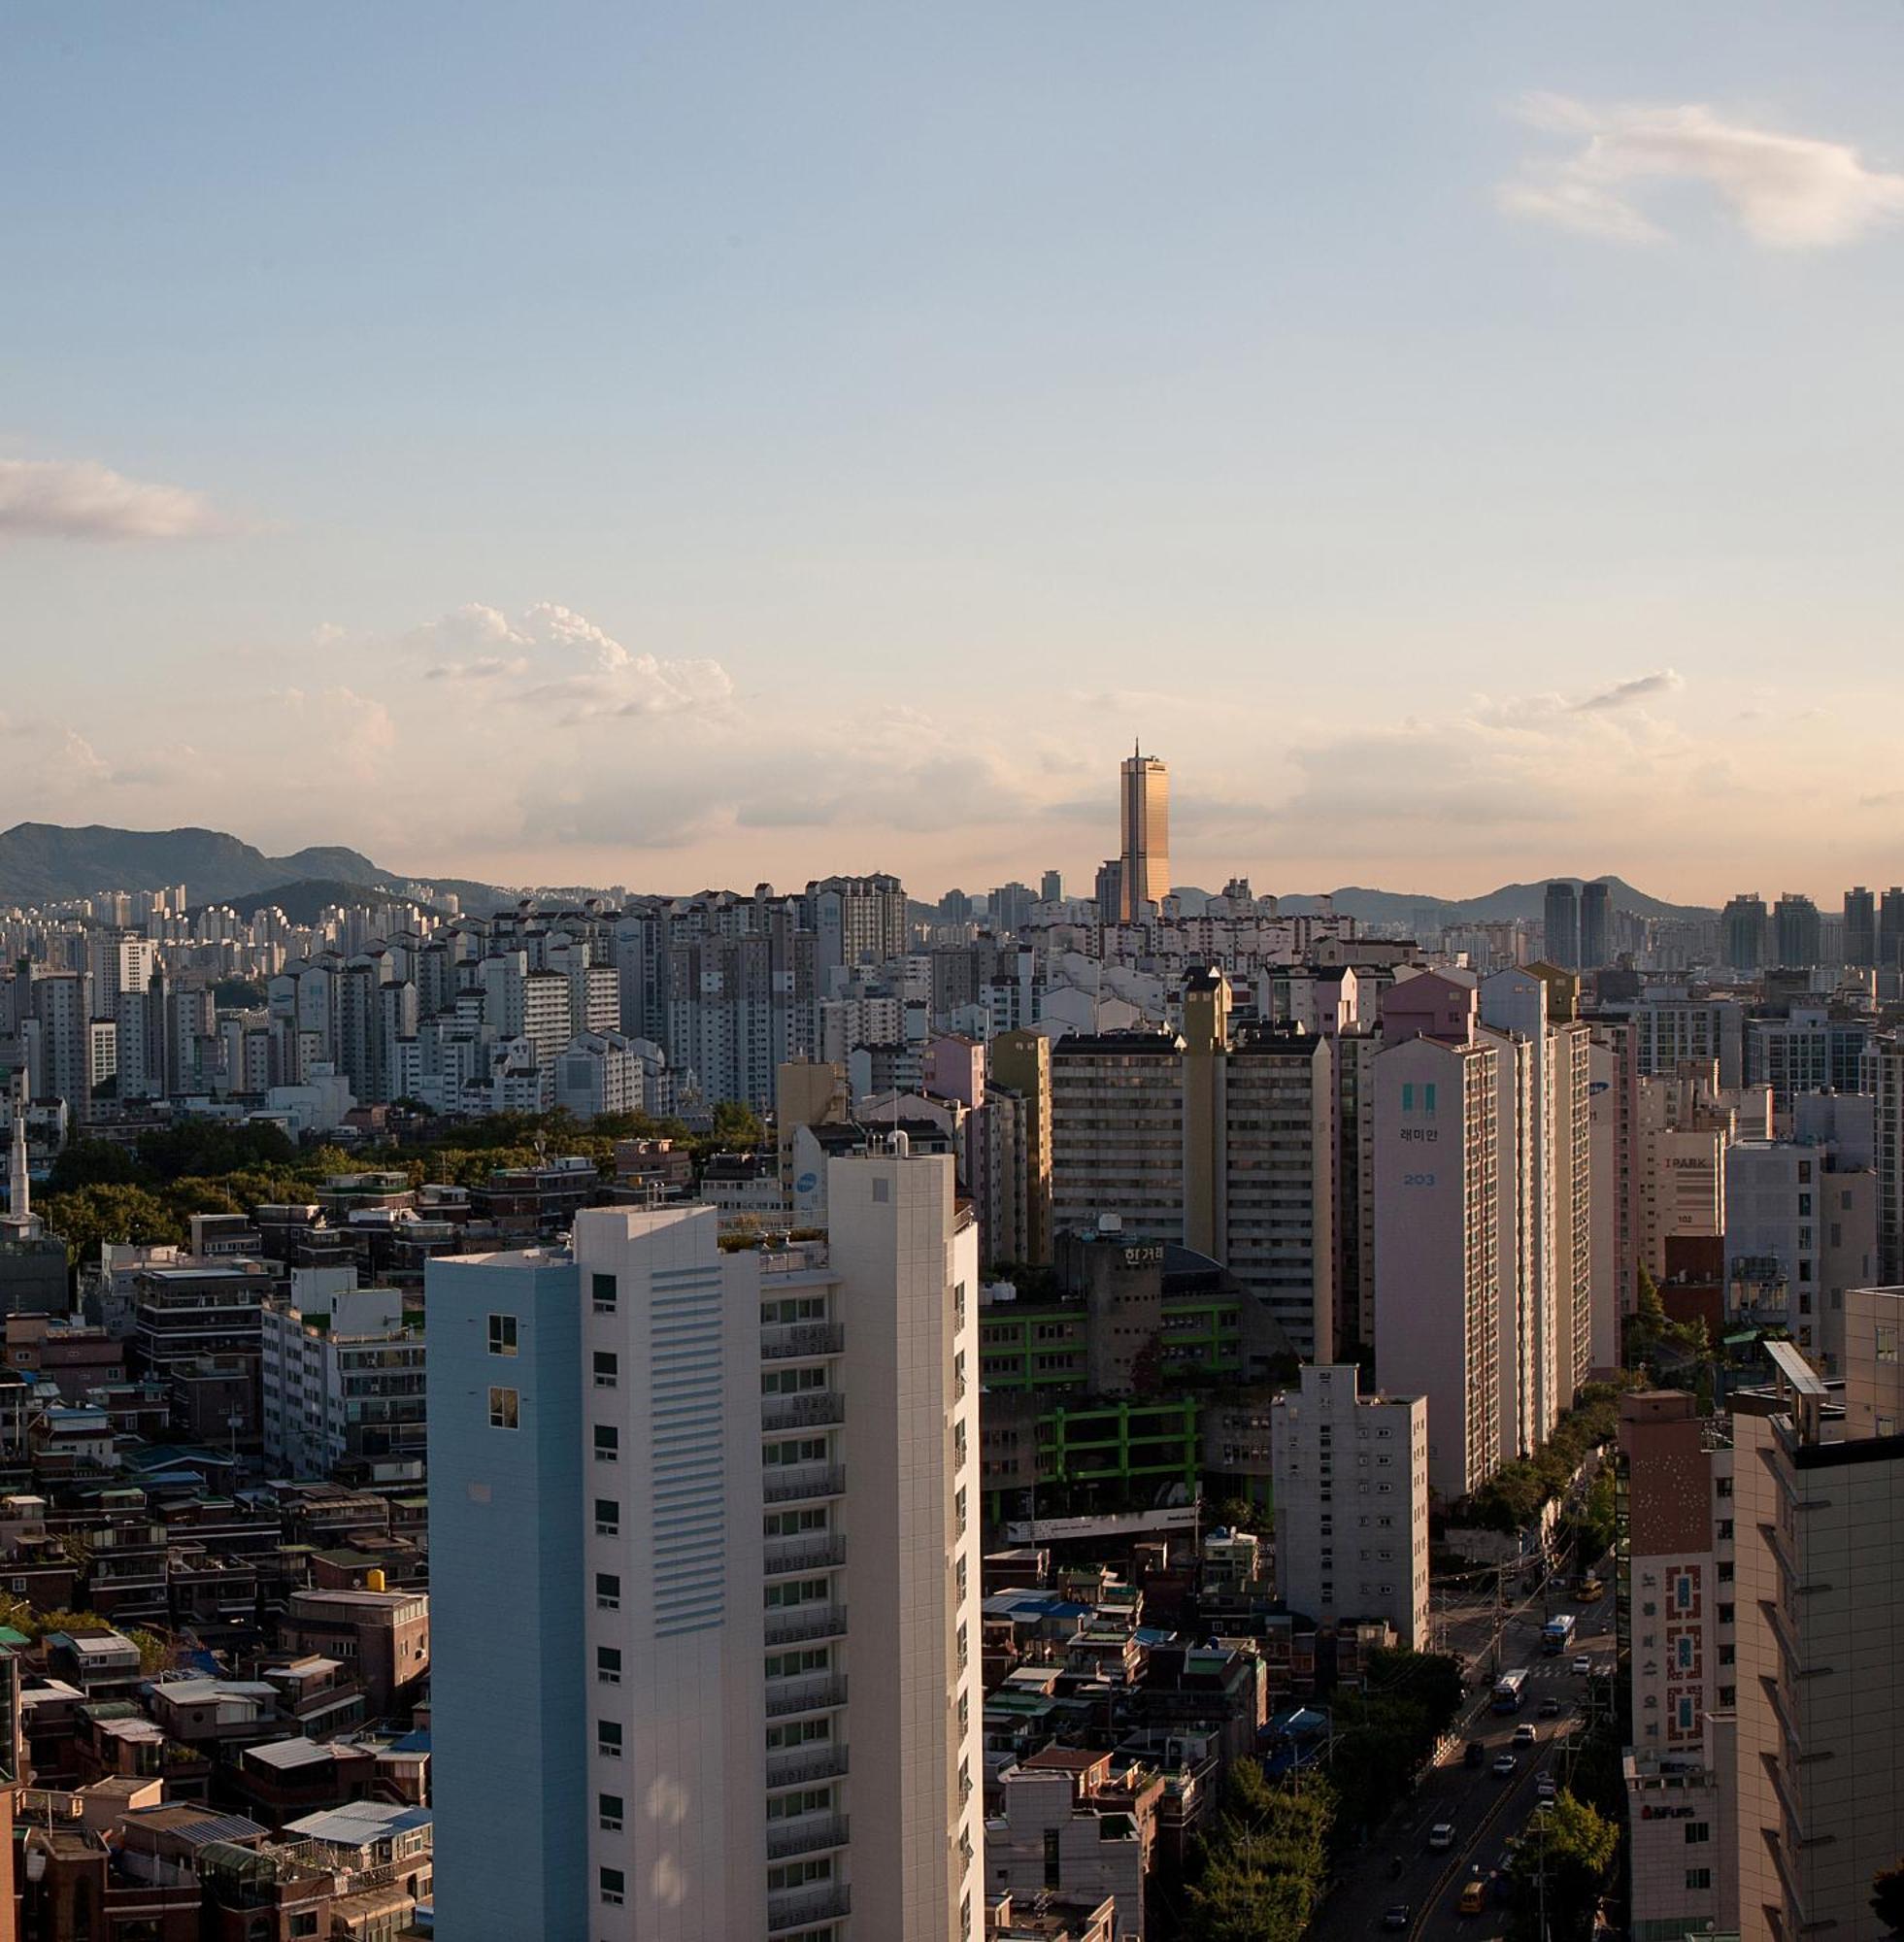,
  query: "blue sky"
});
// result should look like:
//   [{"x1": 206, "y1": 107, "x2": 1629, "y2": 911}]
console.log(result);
[{"x1": 7, "y1": 2, "x2": 1904, "y2": 899}]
